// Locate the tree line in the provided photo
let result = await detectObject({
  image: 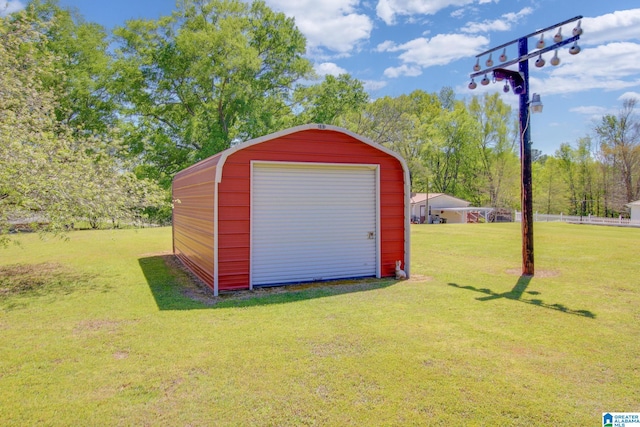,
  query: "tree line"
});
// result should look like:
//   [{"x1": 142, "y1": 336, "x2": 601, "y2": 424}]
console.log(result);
[
  {"x1": 340, "y1": 90, "x2": 640, "y2": 218},
  {"x1": 532, "y1": 98, "x2": 640, "y2": 217},
  {"x1": 2, "y1": 0, "x2": 639, "y2": 239}
]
